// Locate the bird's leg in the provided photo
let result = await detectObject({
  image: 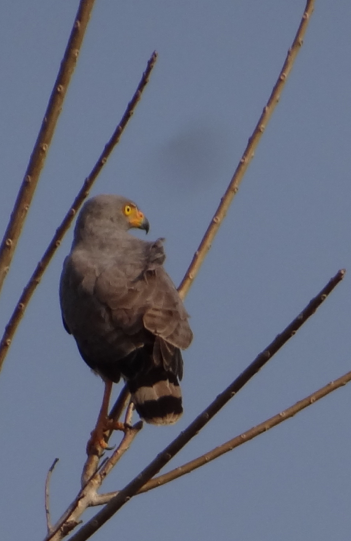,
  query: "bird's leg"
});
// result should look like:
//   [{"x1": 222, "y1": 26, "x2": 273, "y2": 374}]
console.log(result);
[{"x1": 86, "y1": 380, "x2": 126, "y2": 456}]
